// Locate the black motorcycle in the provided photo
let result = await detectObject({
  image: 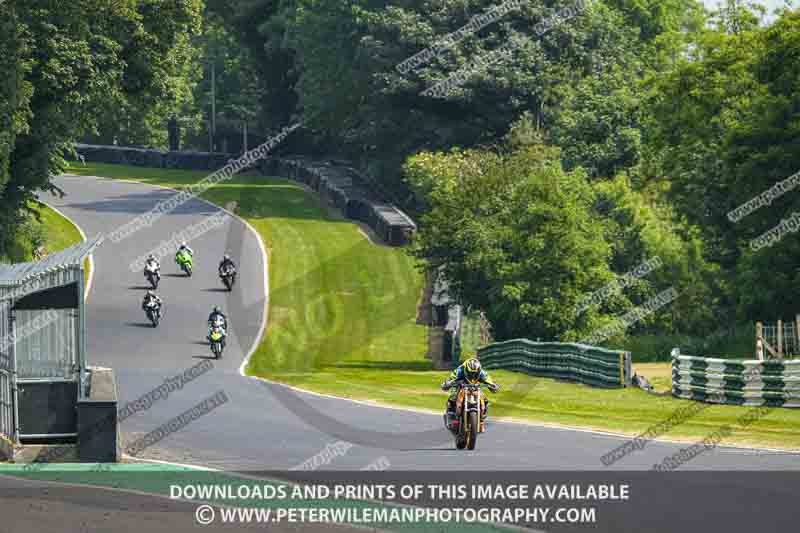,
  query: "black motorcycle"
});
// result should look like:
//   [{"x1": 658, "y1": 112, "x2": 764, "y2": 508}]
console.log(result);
[
  {"x1": 220, "y1": 264, "x2": 236, "y2": 292},
  {"x1": 144, "y1": 300, "x2": 162, "y2": 328}
]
